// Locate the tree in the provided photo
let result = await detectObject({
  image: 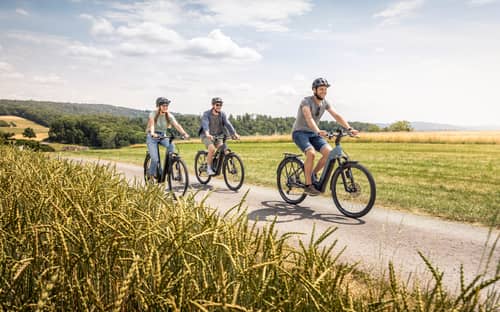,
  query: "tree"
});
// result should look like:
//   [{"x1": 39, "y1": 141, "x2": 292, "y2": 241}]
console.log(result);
[
  {"x1": 23, "y1": 127, "x2": 37, "y2": 138},
  {"x1": 387, "y1": 120, "x2": 413, "y2": 132}
]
